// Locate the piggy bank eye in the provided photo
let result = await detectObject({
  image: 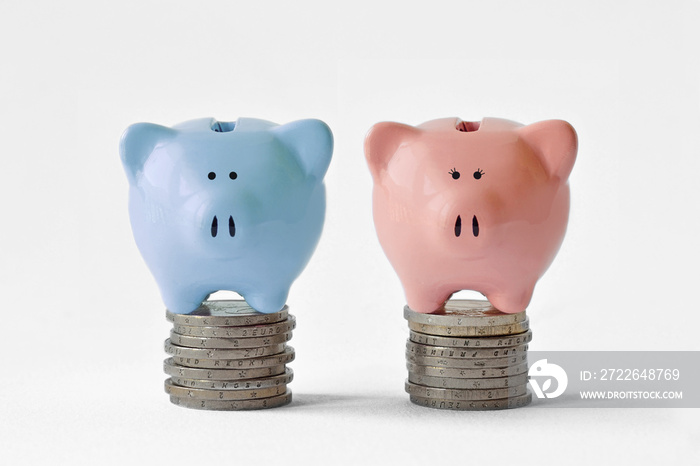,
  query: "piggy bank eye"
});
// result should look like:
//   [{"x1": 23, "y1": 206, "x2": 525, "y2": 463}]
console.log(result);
[
  {"x1": 449, "y1": 168, "x2": 460, "y2": 180},
  {"x1": 229, "y1": 171, "x2": 237, "y2": 180},
  {"x1": 208, "y1": 172, "x2": 216, "y2": 180},
  {"x1": 473, "y1": 169, "x2": 484, "y2": 180}
]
